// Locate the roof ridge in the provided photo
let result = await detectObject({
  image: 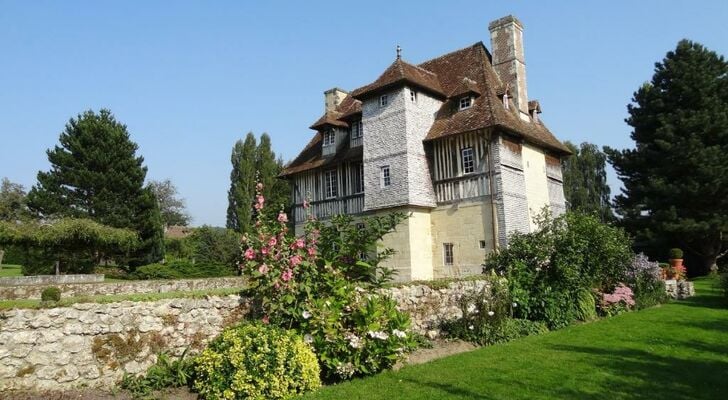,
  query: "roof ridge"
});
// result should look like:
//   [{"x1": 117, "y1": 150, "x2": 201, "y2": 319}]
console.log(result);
[
  {"x1": 418, "y1": 41, "x2": 484, "y2": 67},
  {"x1": 399, "y1": 58, "x2": 438, "y2": 76}
]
